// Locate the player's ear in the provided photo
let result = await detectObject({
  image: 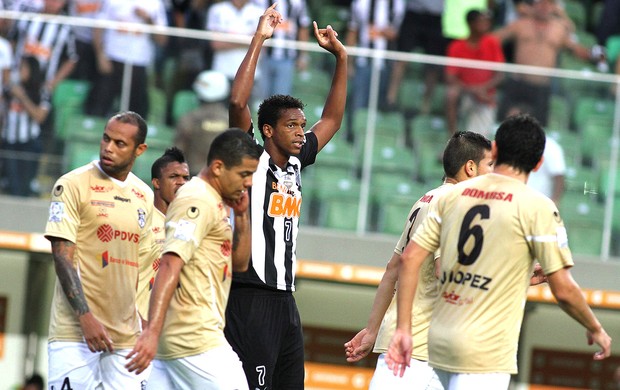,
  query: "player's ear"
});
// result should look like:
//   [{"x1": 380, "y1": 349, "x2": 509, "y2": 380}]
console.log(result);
[
  {"x1": 263, "y1": 124, "x2": 274, "y2": 139},
  {"x1": 532, "y1": 155, "x2": 544, "y2": 173},
  {"x1": 491, "y1": 141, "x2": 498, "y2": 161},
  {"x1": 135, "y1": 143, "x2": 147, "y2": 157},
  {"x1": 151, "y1": 177, "x2": 160, "y2": 191},
  {"x1": 465, "y1": 159, "x2": 476, "y2": 178},
  {"x1": 211, "y1": 159, "x2": 224, "y2": 177}
]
